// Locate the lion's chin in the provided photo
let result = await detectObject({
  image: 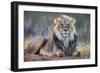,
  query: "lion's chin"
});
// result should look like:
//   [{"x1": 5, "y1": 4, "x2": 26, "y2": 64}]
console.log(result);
[{"x1": 55, "y1": 32, "x2": 69, "y2": 41}]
